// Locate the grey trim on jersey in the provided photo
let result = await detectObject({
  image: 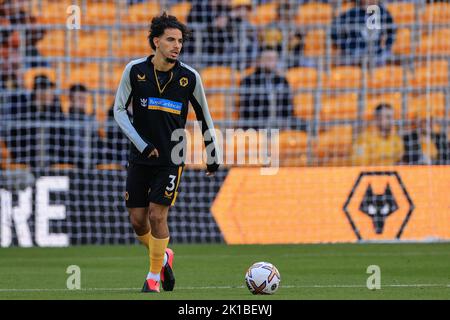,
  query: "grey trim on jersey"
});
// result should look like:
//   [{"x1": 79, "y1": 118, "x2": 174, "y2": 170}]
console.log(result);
[
  {"x1": 113, "y1": 57, "x2": 148, "y2": 153},
  {"x1": 181, "y1": 62, "x2": 222, "y2": 163}
]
